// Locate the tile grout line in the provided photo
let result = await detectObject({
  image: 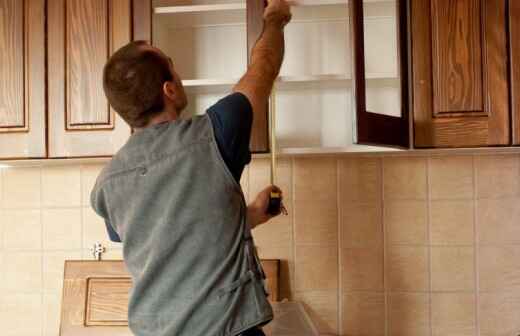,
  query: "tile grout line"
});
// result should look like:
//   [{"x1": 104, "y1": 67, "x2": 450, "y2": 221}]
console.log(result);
[
  {"x1": 336, "y1": 158, "x2": 341, "y2": 335},
  {"x1": 426, "y1": 157, "x2": 433, "y2": 336},
  {"x1": 291, "y1": 158, "x2": 297, "y2": 299},
  {"x1": 381, "y1": 157, "x2": 389, "y2": 336},
  {"x1": 473, "y1": 154, "x2": 480, "y2": 336},
  {"x1": 39, "y1": 166, "x2": 44, "y2": 336}
]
